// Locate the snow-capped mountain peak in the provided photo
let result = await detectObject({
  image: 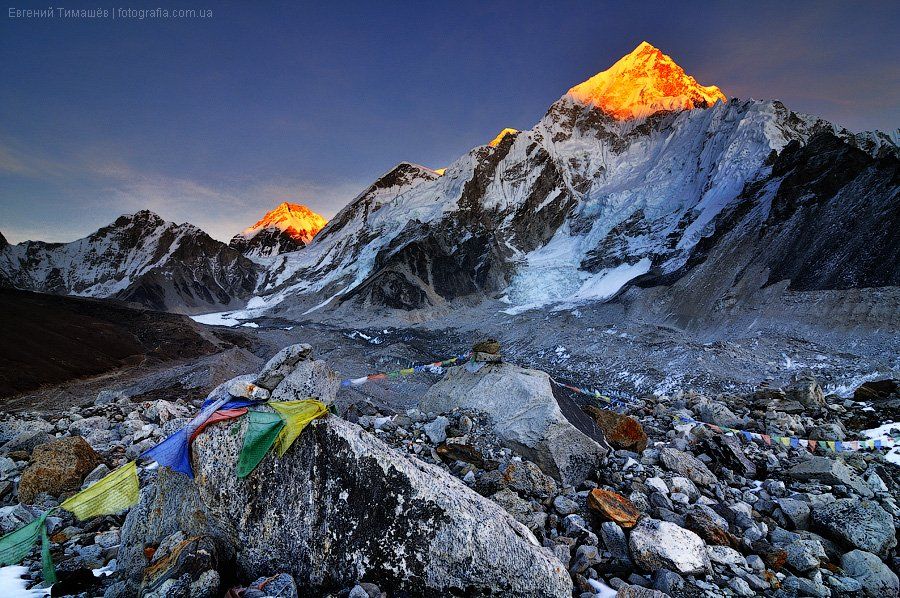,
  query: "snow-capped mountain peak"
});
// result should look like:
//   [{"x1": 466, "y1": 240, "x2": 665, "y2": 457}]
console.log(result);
[
  {"x1": 241, "y1": 202, "x2": 327, "y2": 245},
  {"x1": 566, "y1": 41, "x2": 726, "y2": 119}
]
